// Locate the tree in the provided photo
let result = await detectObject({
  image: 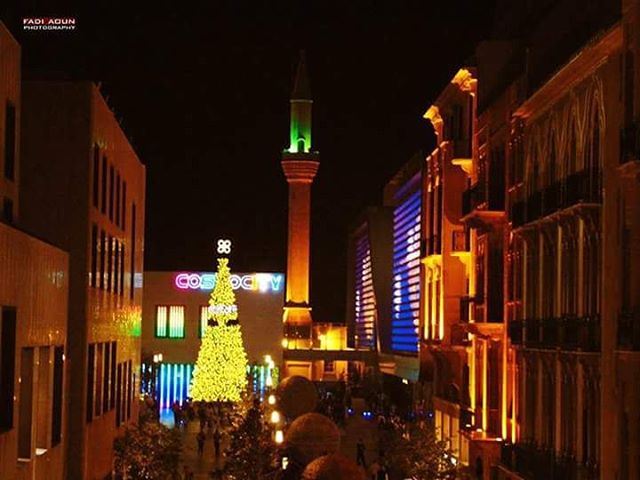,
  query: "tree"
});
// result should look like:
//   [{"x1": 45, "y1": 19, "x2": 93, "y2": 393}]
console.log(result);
[
  {"x1": 190, "y1": 256, "x2": 248, "y2": 402},
  {"x1": 114, "y1": 418, "x2": 181, "y2": 479},
  {"x1": 380, "y1": 420, "x2": 470, "y2": 479},
  {"x1": 224, "y1": 395, "x2": 279, "y2": 480}
]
